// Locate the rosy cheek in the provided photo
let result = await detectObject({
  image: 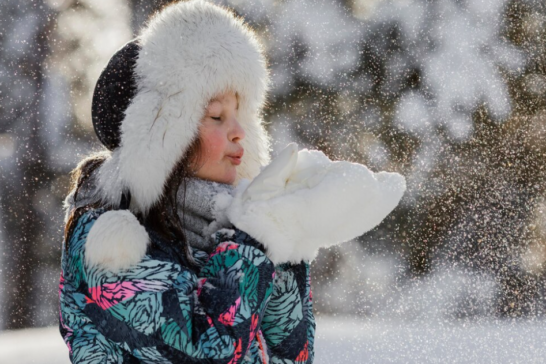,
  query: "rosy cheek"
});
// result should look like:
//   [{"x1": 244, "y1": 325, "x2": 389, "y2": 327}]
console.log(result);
[{"x1": 204, "y1": 130, "x2": 226, "y2": 158}]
